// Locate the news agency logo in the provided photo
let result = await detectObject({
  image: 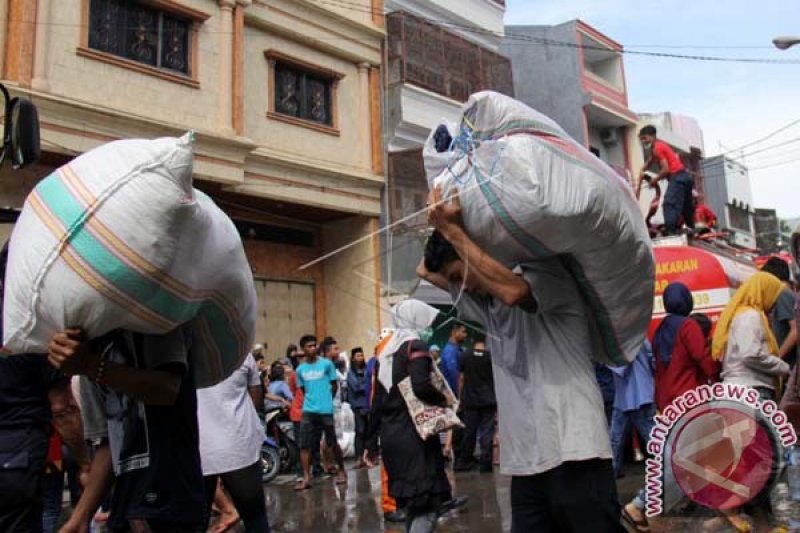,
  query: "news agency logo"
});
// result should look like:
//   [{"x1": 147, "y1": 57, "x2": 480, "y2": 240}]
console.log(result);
[{"x1": 645, "y1": 384, "x2": 797, "y2": 516}]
